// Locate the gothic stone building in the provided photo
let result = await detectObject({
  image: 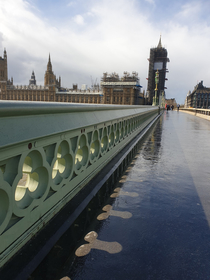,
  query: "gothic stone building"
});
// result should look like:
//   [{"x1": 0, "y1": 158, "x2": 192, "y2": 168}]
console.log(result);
[
  {"x1": 0, "y1": 49, "x2": 144, "y2": 105},
  {"x1": 0, "y1": 50, "x2": 102, "y2": 103},
  {"x1": 101, "y1": 72, "x2": 143, "y2": 105},
  {"x1": 185, "y1": 81, "x2": 210, "y2": 109},
  {"x1": 0, "y1": 51, "x2": 58, "y2": 102}
]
